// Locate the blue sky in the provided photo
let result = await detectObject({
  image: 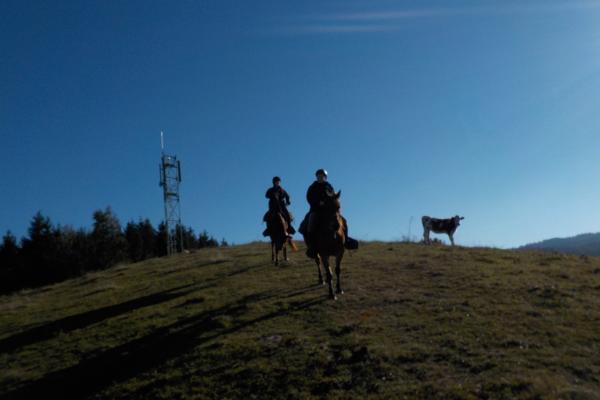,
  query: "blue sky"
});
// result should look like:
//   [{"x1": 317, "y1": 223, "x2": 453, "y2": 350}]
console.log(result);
[{"x1": 2, "y1": 0, "x2": 600, "y2": 248}]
